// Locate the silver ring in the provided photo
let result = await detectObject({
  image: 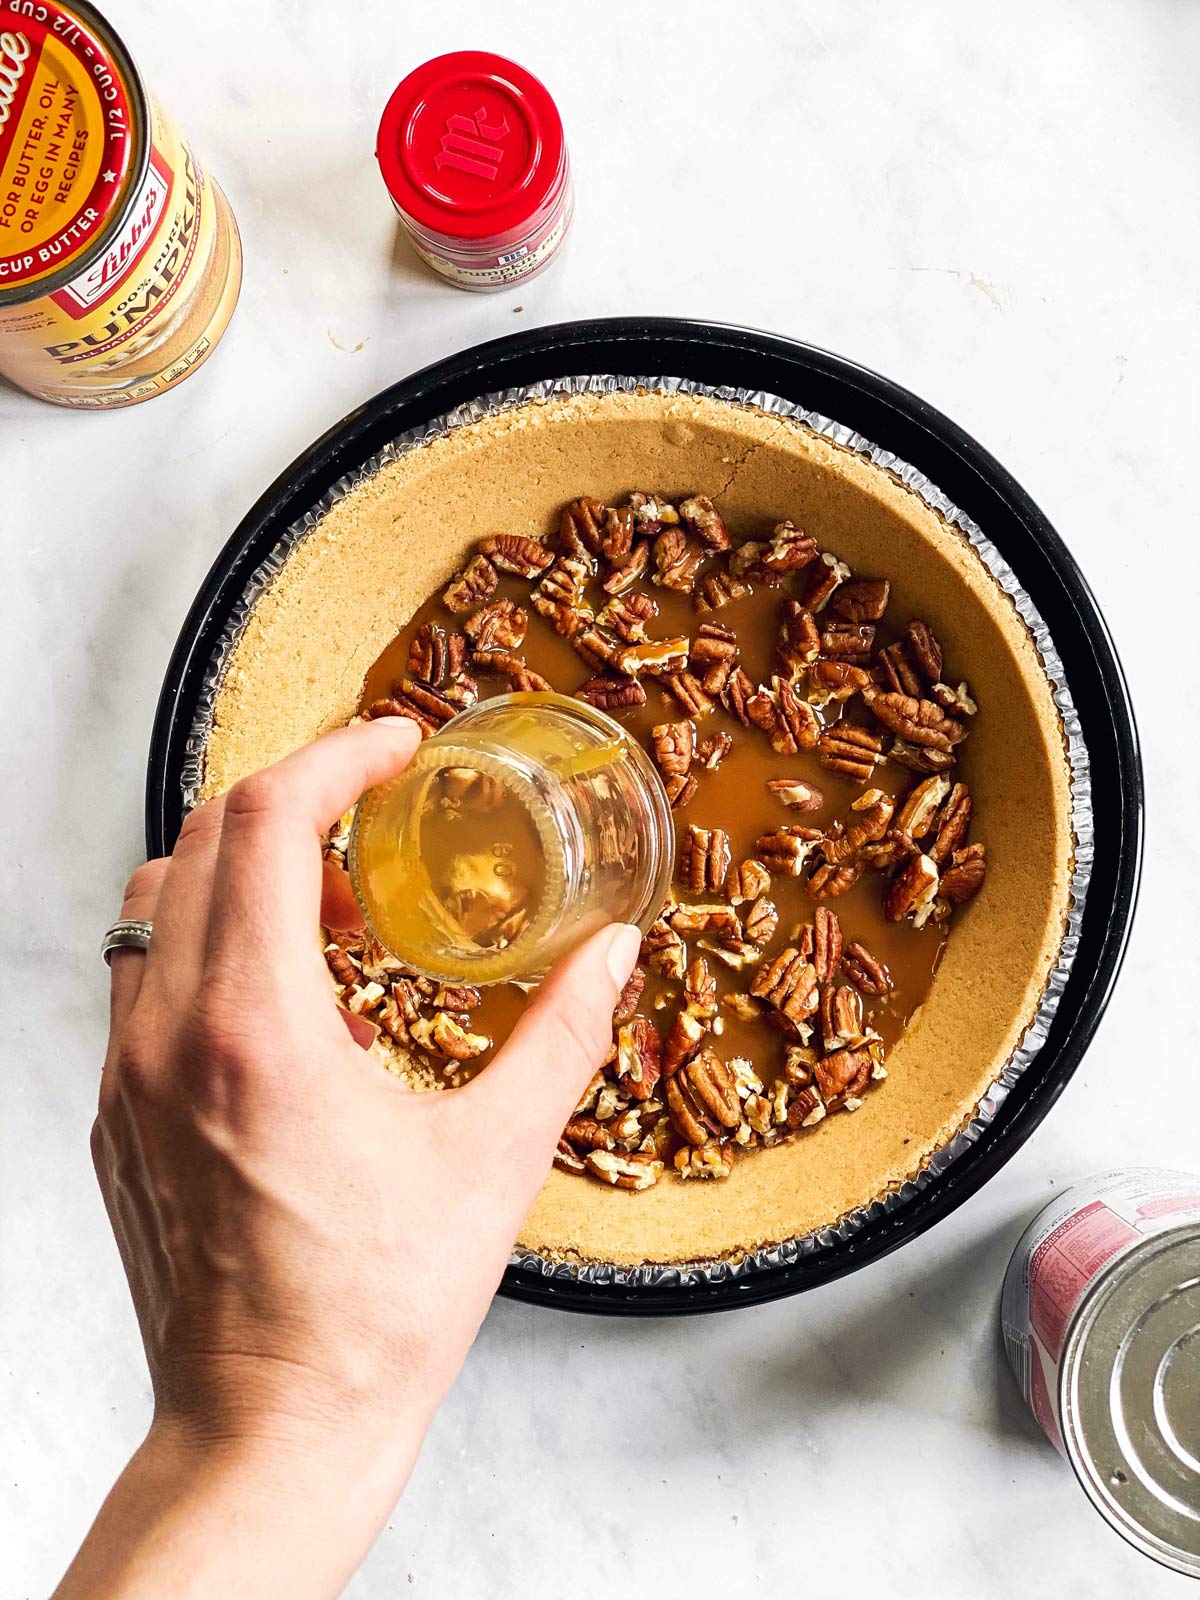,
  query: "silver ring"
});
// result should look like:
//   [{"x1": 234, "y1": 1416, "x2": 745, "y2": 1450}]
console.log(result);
[{"x1": 101, "y1": 919, "x2": 154, "y2": 966}]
